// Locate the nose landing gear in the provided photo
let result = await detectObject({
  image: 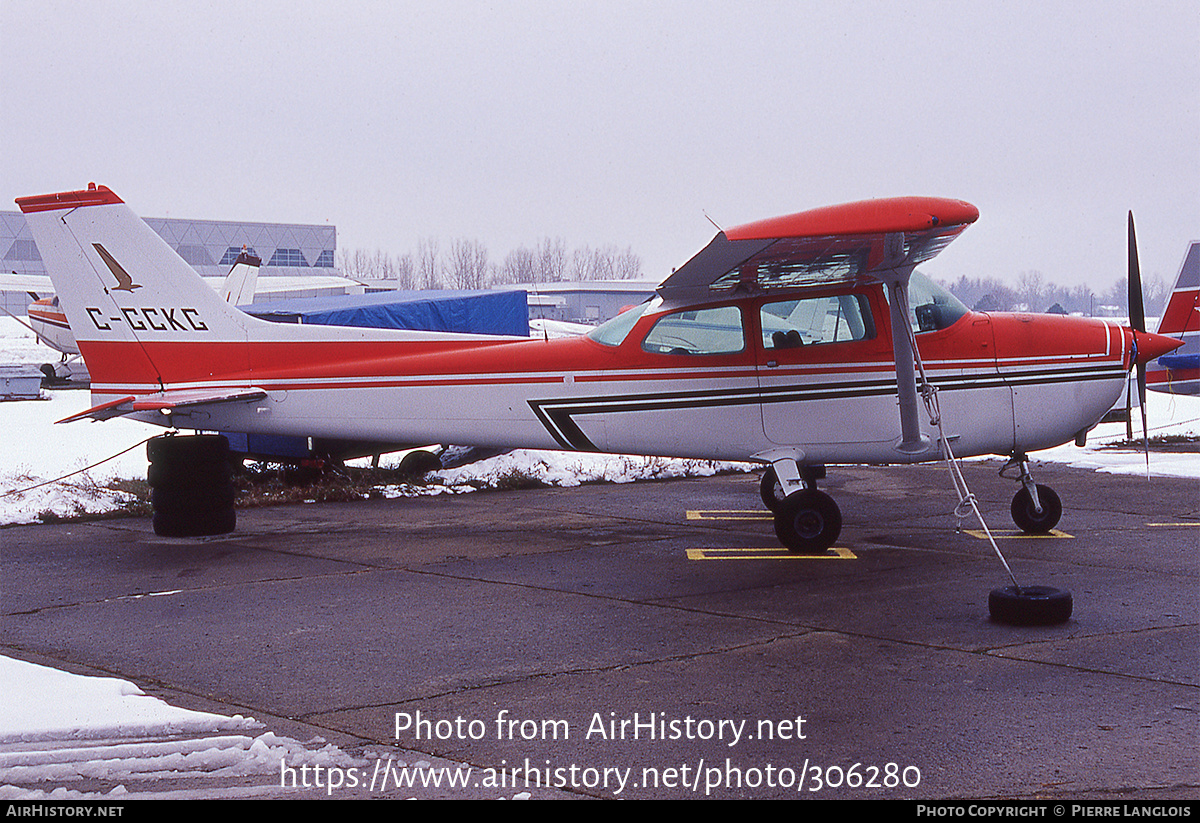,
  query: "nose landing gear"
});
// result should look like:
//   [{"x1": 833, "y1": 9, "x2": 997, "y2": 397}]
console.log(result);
[{"x1": 1001, "y1": 454, "x2": 1062, "y2": 534}]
